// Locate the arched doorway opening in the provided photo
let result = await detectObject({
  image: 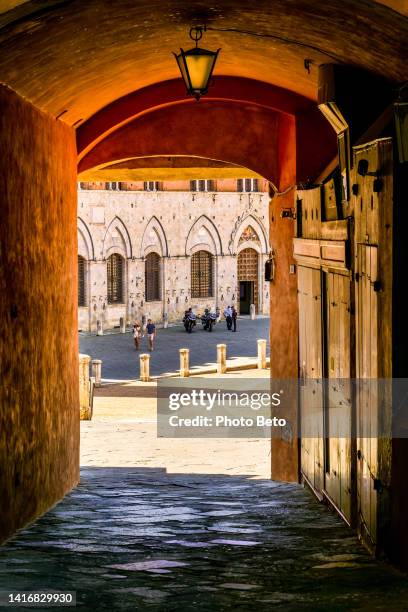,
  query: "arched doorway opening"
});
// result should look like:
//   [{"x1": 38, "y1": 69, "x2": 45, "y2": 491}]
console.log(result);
[
  {"x1": 237, "y1": 248, "x2": 259, "y2": 314},
  {"x1": 1, "y1": 0, "x2": 407, "y2": 573}
]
